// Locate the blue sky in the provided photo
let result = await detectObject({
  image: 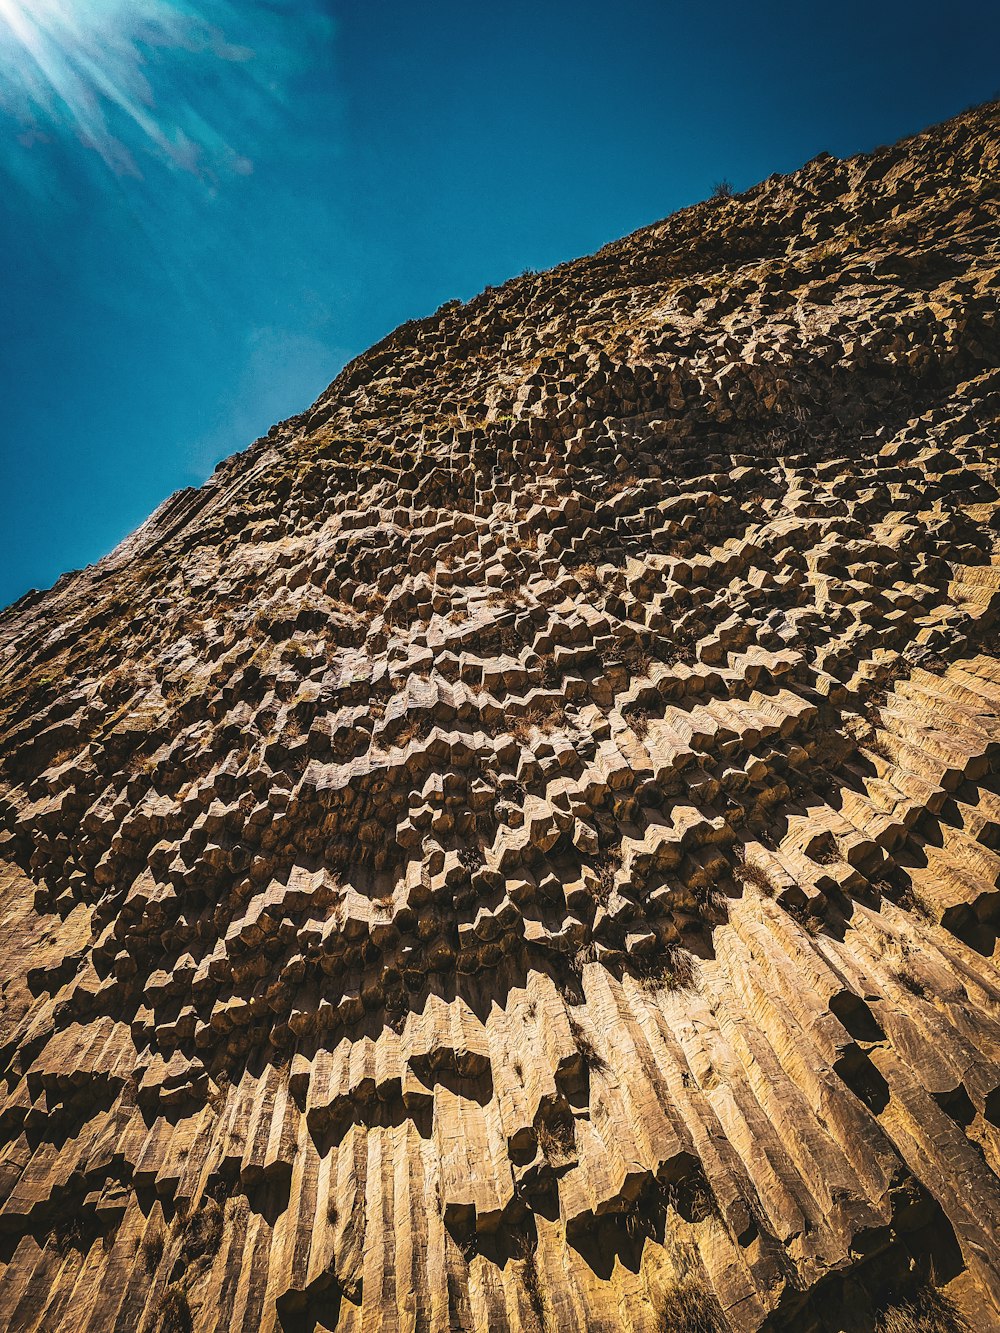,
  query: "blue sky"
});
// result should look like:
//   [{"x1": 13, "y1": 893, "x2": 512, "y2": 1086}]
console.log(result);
[{"x1": 1, "y1": 0, "x2": 997, "y2": 609}]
